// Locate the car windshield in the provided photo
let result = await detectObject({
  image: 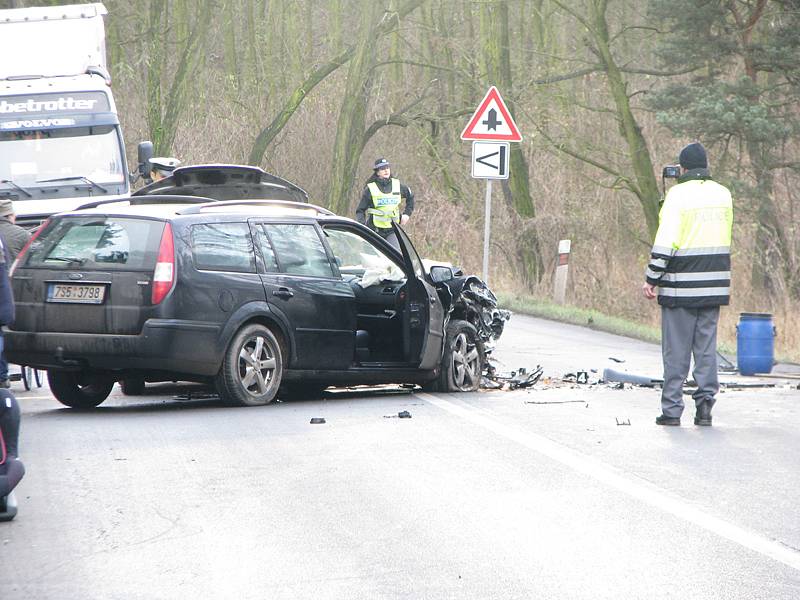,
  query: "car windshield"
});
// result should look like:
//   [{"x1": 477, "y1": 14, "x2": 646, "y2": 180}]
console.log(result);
[
  {"x1": 0, "y1": 125, "x2": 125, "y2": 193},
  {"x1": 23, "y1": 216, "x2": 164, "y2": 271}
]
